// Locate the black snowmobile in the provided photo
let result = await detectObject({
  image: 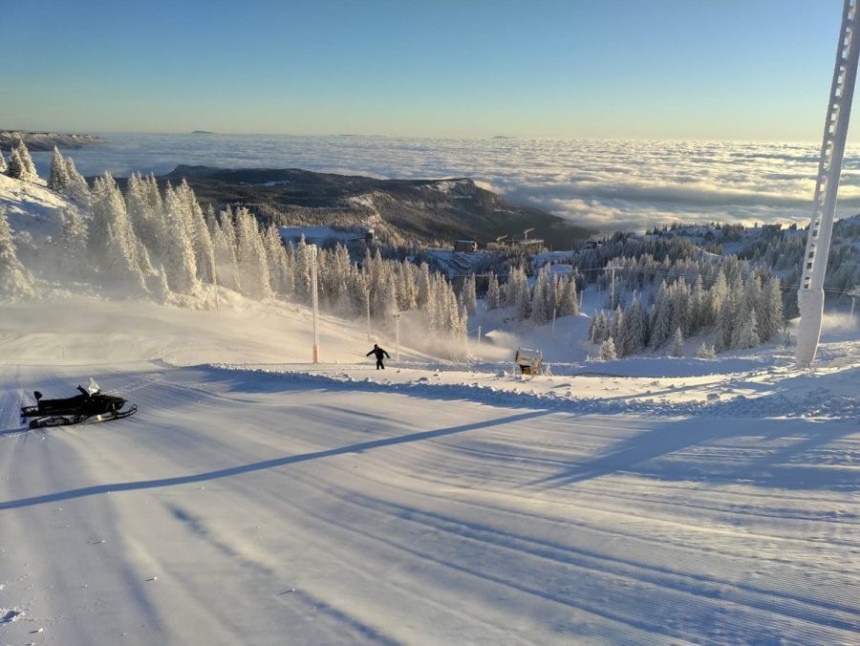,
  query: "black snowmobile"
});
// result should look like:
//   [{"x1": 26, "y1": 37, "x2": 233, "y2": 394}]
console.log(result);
[{"x1": 20, "y1": 378, "x2": 137, "y2": 429}]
